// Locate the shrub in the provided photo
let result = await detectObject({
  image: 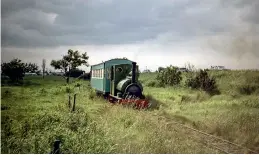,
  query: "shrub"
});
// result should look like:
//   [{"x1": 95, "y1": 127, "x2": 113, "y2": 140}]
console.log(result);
[
  {"x1": 158, "y1": 67, "x2": 165, "y2": 73},
  {"x1": 185, "y1": 69, "x2": 219, "y2": 95},
  {"x1": 238, "y1": 84, "x2": 258, "y2": 95},
  {"x1": 156, "y1": 65, "x2": 182, "y2": 86}
]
